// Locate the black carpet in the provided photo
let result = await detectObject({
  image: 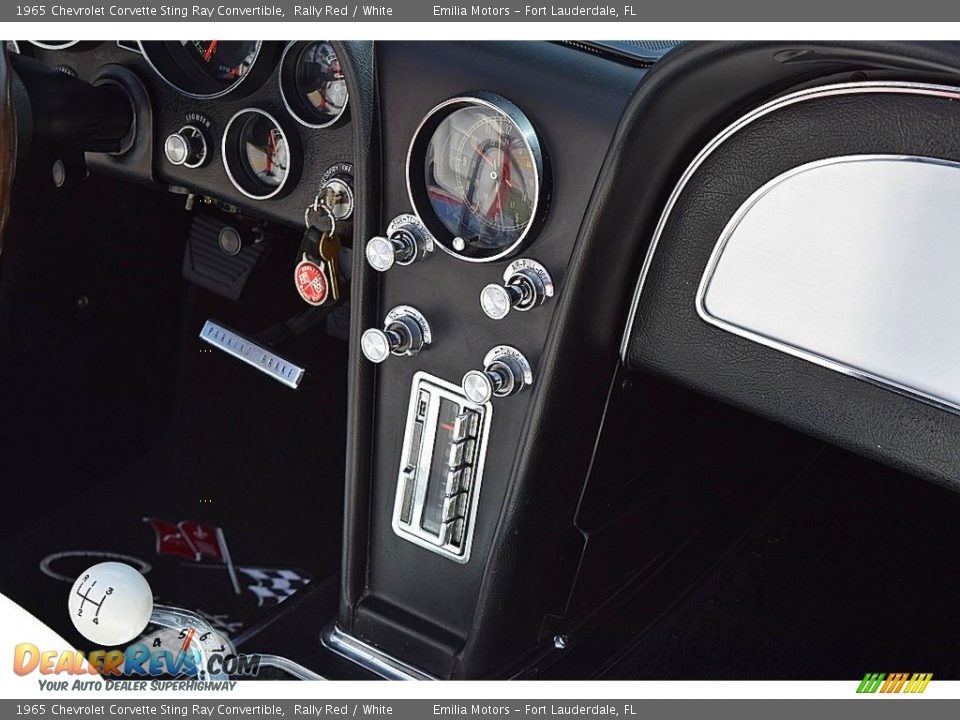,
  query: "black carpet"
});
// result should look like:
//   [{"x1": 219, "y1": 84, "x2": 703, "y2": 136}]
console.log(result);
[
  {"x1": 0, "y1": 196, "x2": 349, "y2": 654},
  {"x1": 604, "y1": 447, "x2": 960, "y2": 679}
]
